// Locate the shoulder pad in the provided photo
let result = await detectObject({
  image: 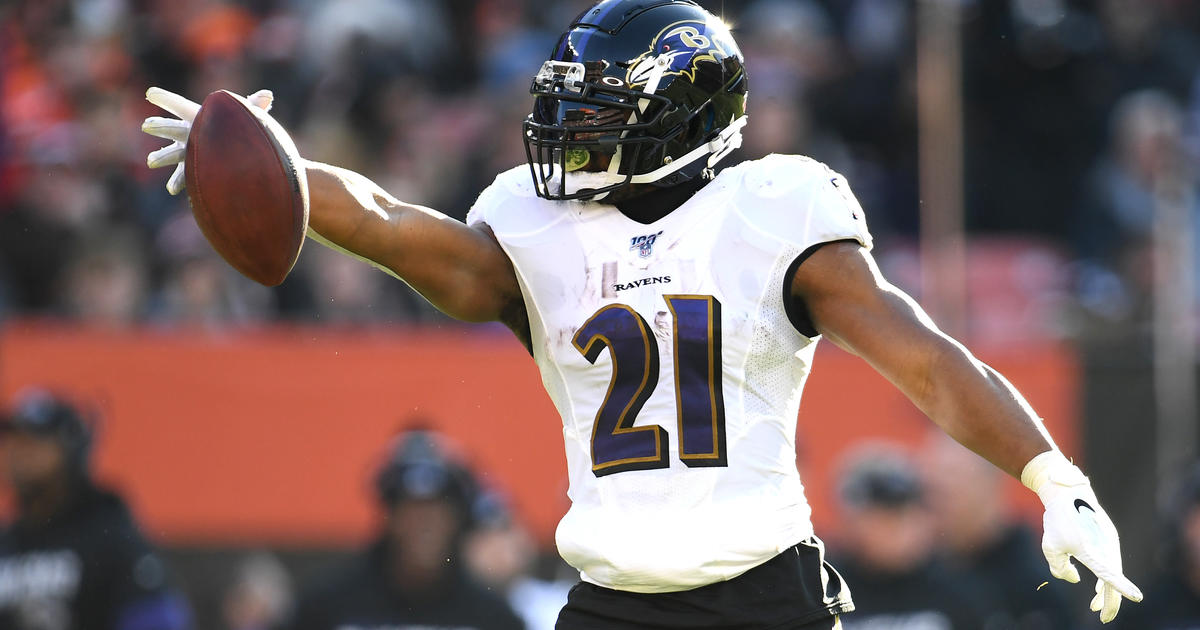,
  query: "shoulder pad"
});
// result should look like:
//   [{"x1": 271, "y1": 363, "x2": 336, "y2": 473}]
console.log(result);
[
  {"x1": 466, "y1": 166, "x2": 567, "y2": 237},
  {"x1": 736, "y1": 154, "x2": 829, "y2": 197},
  {"x1": 727, "y1": 154, "x2": 872, "y2": 251}
]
